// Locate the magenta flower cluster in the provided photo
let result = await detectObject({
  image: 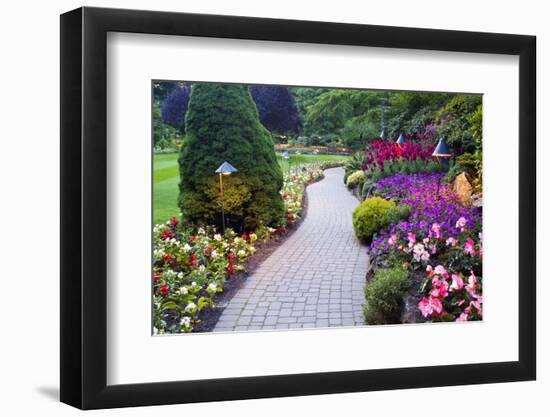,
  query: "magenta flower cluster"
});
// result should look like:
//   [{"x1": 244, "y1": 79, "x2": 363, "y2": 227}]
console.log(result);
[{"x1": 362, "y1": 138, "x2": 435, "y2": 172}]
